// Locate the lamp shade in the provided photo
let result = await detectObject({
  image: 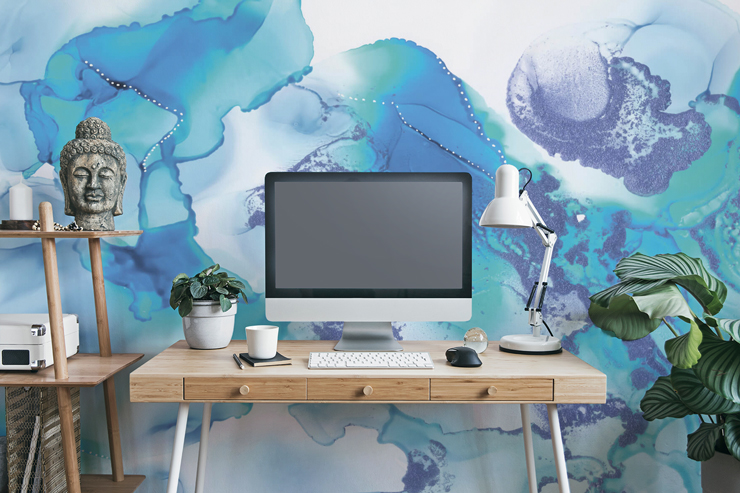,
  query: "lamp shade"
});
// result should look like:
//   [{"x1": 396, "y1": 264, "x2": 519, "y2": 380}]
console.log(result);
[{"x1": 479, "y1": 164, "x2": 532, "y2": 228}]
